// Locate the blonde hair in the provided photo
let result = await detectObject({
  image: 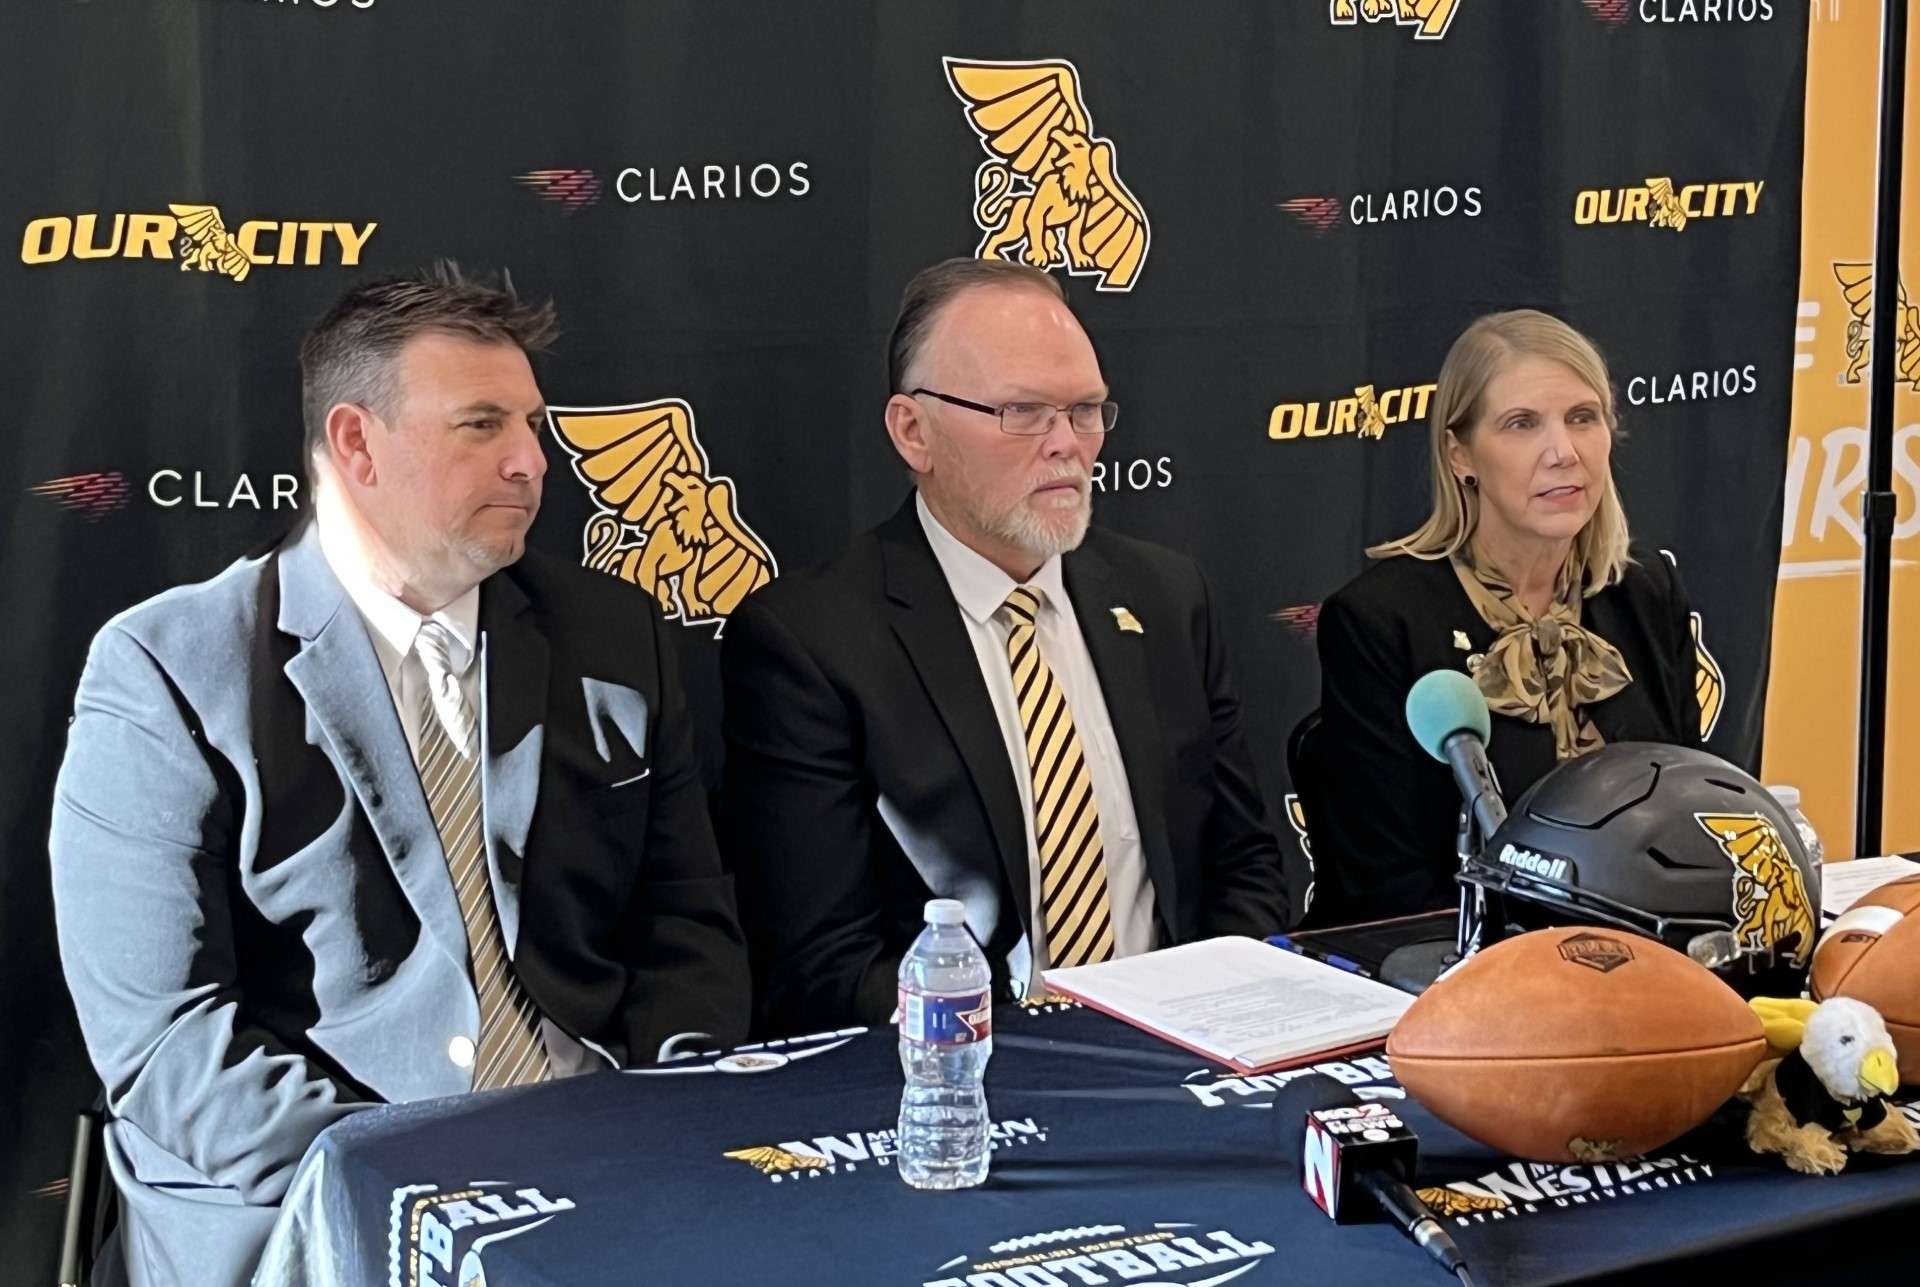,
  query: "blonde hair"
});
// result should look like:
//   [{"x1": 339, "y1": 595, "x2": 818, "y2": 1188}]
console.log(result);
[{"x1": 1367, "y1": 308, "x2": 1632, "y2": 597}]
